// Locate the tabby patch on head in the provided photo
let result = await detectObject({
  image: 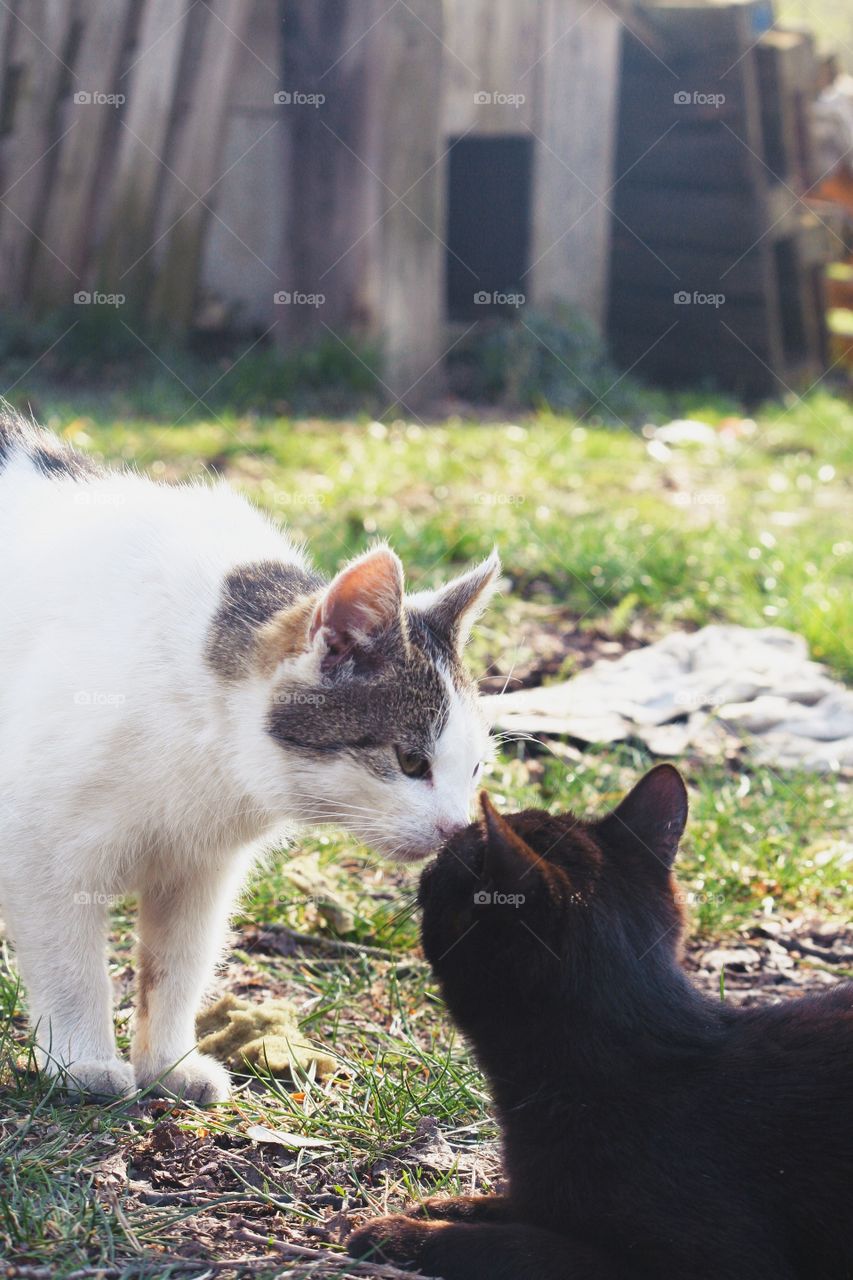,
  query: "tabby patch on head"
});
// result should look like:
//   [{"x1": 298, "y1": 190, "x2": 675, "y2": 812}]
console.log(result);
[
  {"x1": 205, "y1": 544, "x2": 500, "y2": 859},
  {"x1": 268, "y1": 607, "x2": 458, "y2": 772},
  {"x1": 265, "y1": 545, "x2": 494, "y2": 763},
  {"x1": 0, "y1": 404, "x2": 99, "y2": 480},
  {"x1": 205, "y1": 561, "x2": 324, "y2": 681}
]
